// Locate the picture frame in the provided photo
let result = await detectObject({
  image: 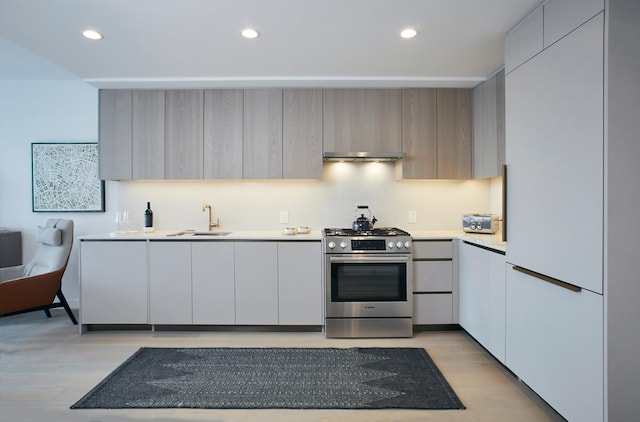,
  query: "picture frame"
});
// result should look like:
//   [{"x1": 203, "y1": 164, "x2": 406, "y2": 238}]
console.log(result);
[{"x1": 31, "y1": 142, "x2": 105, "y2": 212}]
